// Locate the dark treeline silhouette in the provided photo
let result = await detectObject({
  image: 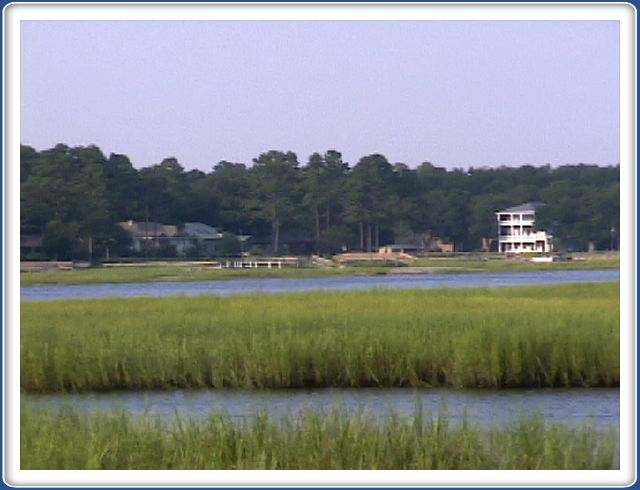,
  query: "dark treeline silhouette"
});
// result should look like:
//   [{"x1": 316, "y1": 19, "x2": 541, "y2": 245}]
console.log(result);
[{"x1": 20, "y1": 143, "x2": 620, "y2": 260}]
